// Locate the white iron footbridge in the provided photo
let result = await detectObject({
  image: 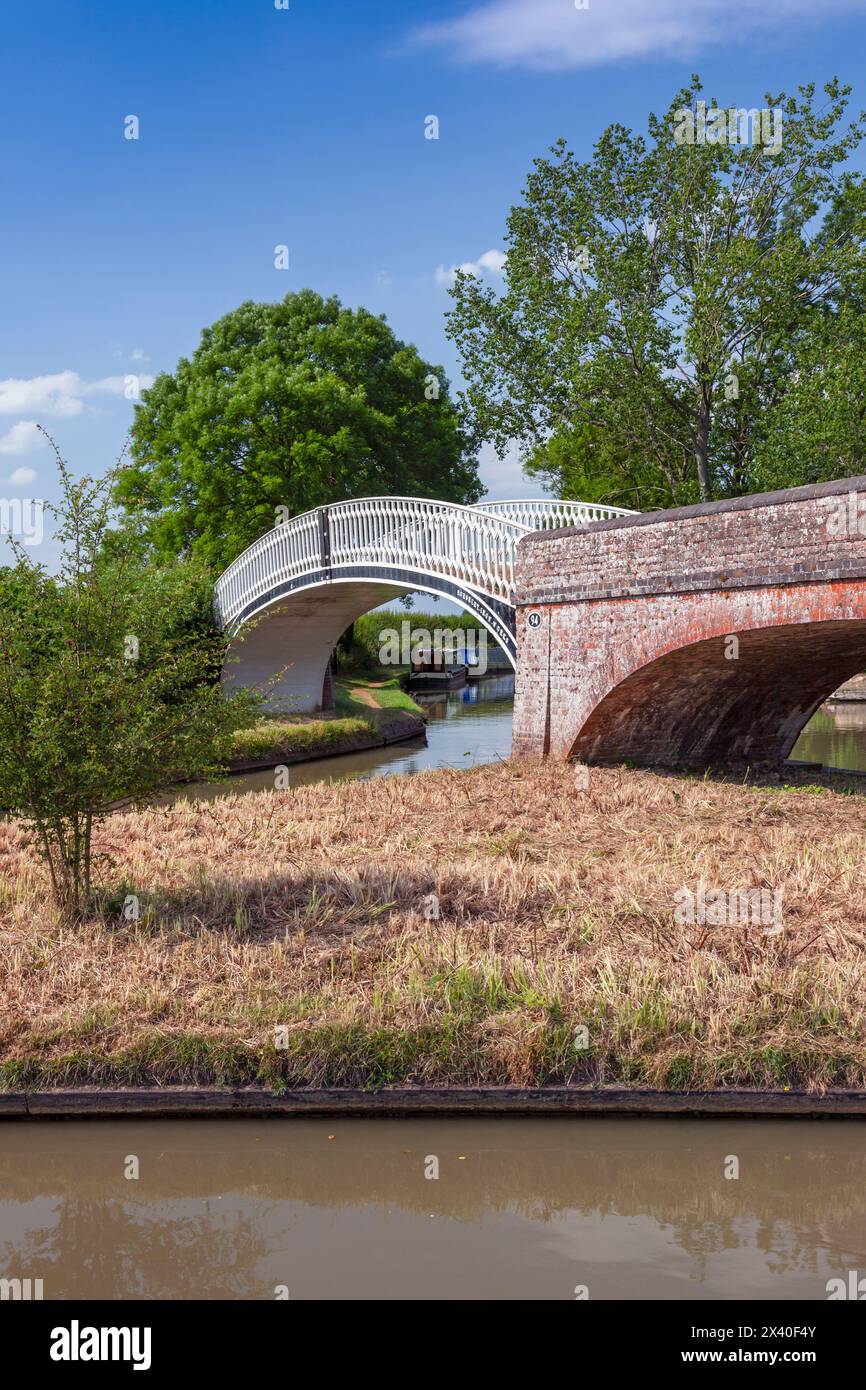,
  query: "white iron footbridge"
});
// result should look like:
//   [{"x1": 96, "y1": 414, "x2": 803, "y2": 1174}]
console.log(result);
[{"x1": 215, "y1": 496, "x2": 634, "y2": 712}]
